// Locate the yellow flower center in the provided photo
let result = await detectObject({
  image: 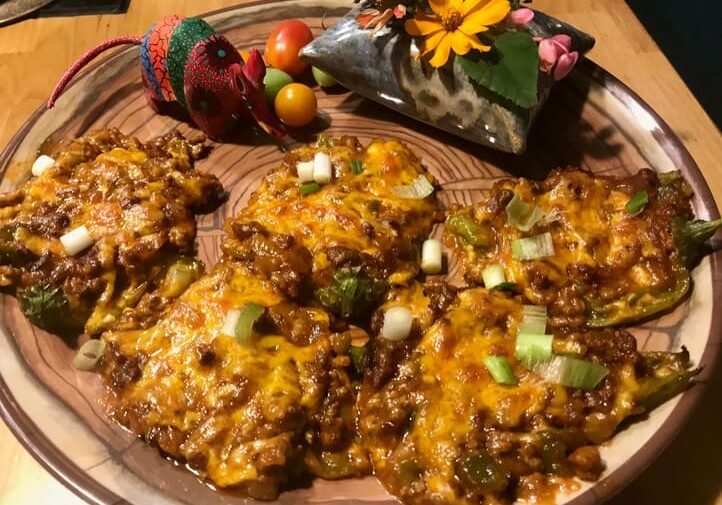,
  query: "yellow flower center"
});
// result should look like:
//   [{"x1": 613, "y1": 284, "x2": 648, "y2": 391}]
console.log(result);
[{"x1": 441, "y1": 8, "x2": 463, "y2": 32}]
